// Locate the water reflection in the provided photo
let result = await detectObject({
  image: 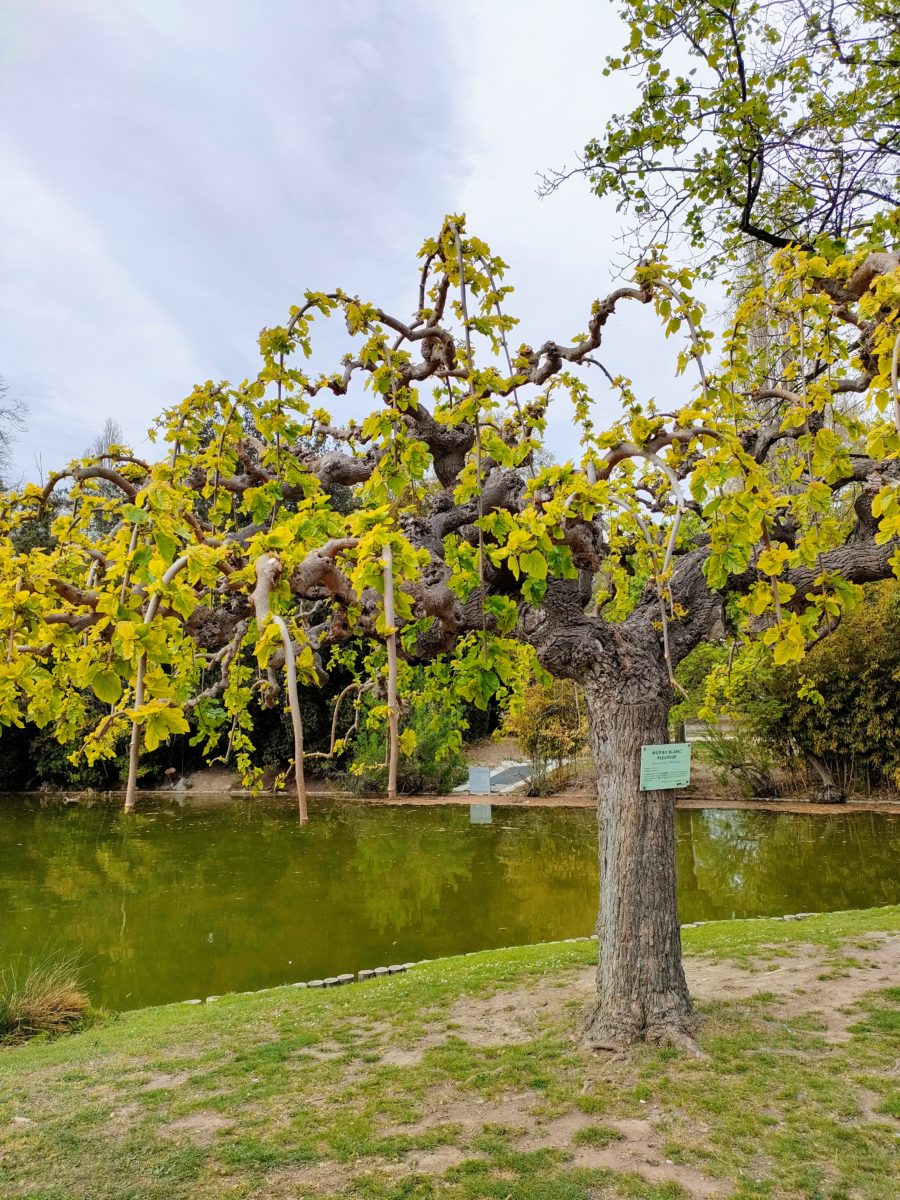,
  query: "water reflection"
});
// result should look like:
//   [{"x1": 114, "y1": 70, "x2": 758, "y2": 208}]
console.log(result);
[{"x1": 0, "y1": 797, "x2": 897, "y2": 1010}]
